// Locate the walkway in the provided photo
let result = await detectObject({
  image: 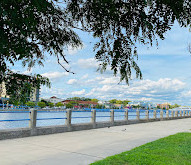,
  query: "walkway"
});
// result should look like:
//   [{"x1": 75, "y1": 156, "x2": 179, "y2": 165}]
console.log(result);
[{"x1": 0, "y1": 118, "x2": 191, "y2": 165}]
